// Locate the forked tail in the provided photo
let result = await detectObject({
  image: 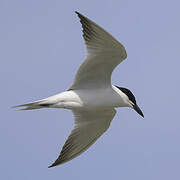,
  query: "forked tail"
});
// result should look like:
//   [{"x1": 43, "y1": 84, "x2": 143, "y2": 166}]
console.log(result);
[{"x1": 12, "y1": 99, "x2": 54, "y2": 110}]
